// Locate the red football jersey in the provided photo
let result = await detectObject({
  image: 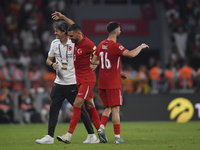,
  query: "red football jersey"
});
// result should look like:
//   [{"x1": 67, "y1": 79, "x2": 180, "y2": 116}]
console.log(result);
[
  {"x1": 95, "y1": 39, "x2": 127, "y2": 89},
  {"x1": 74, "y1": 34, "x2": 96, "y2": 84}
]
